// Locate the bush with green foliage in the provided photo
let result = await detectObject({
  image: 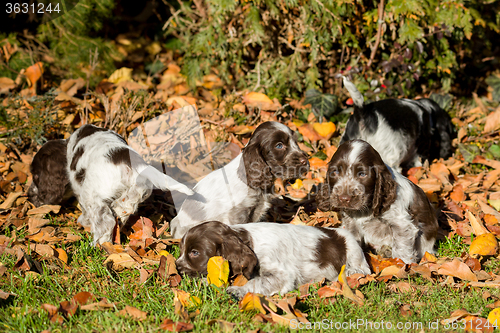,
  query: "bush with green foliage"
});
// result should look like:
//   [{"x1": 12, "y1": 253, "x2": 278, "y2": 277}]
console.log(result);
[{"x1": 165, "y1": 0, "x2": 500, "y2": 99}]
